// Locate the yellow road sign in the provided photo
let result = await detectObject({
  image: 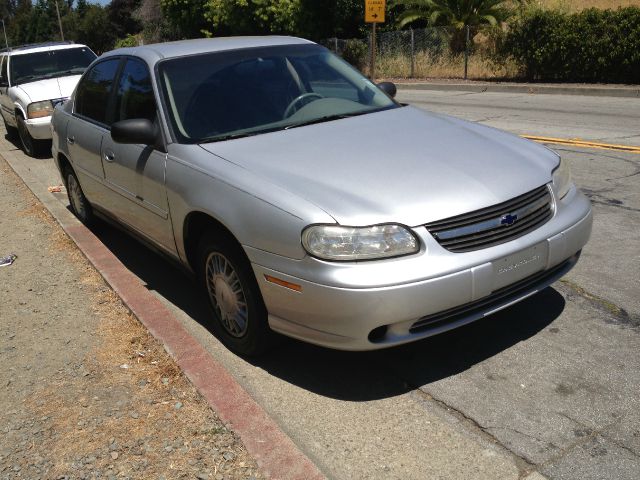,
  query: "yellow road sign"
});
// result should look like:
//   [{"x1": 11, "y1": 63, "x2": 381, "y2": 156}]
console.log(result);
[{"x1": 365, "y1": 0, "x2": 385, "y2": 23}]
